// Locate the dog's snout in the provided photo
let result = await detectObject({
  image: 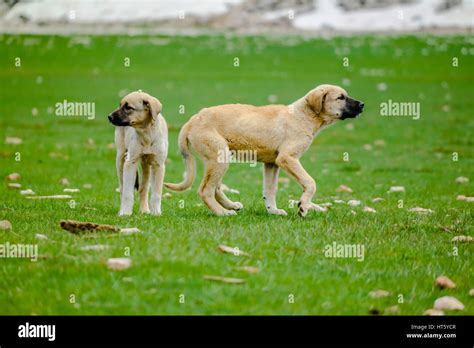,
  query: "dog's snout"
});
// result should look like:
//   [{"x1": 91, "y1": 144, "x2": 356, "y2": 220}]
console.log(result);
[
  {"x1": 359, "y1": 102, "x2": 364, "y2": 108},
  {"x1": 108, "y1": 115, "x2": 113, "y2": 121}
]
